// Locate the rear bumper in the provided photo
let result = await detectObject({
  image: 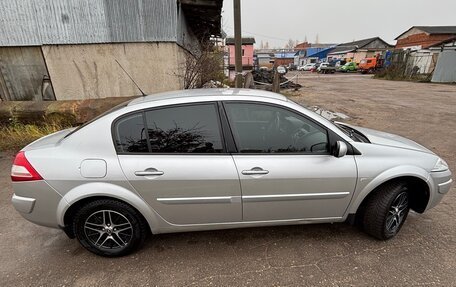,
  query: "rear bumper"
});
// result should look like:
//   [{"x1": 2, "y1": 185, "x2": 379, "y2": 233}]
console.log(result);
[
  {"x1": 11, "y1": 181, "x2": 63, "y2": 228},
  {"x1": 11, "y1": 194, "x2": 36, "y2": 213}
]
